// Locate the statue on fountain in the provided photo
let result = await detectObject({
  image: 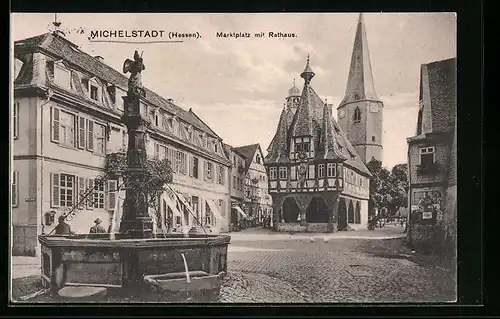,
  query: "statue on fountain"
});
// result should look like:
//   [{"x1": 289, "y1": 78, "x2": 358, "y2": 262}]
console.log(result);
[{"x1": 123, "y1": 50, "x2": 146, "y2": 97}]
